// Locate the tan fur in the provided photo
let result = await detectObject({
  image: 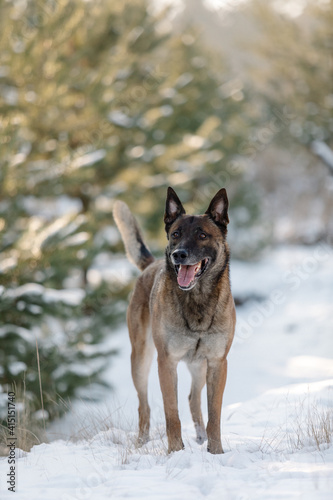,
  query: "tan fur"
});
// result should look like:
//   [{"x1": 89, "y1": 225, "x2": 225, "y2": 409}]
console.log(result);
[
  {"x1": 113, "y1": 188, "x2": 236, "y2": 454},
  {"x1": 113, "y1": 200, "x2": 154, "y2": 271}
]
